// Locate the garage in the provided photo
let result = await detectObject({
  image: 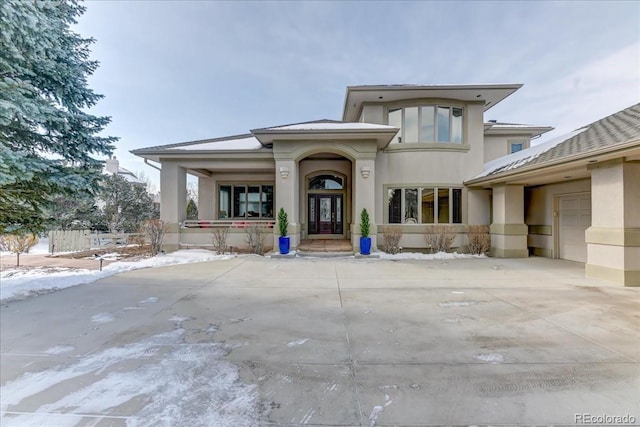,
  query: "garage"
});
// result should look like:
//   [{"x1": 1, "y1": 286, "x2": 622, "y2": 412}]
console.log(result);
[{"x1": 557, "y1": 193, "x2": 591, "y2": 263}]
